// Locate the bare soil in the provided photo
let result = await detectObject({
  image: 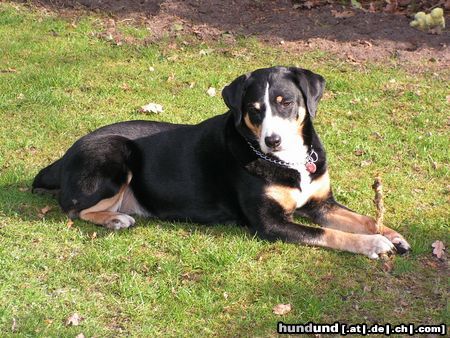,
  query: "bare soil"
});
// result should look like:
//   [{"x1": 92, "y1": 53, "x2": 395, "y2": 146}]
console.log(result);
[{"x1": 13, "y1": 0, "x2": 450, "y2": 71}]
